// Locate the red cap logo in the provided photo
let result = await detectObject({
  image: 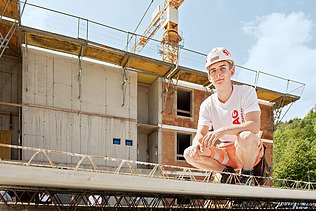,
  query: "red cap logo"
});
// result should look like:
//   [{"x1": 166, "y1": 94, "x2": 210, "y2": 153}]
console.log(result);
[{"x1": 223, "y1": 49, "x2": 230, "y2": 56}]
